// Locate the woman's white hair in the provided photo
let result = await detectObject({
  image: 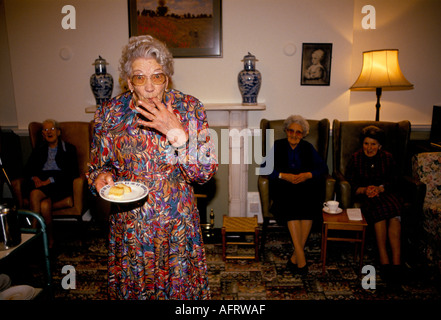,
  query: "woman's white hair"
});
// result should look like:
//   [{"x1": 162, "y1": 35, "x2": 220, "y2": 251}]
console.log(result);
[
  {"x1": 43, "y1": 118, "x2": 60, "y2": 130},
  {"x1": 119, "y1": 35, "x2": 174, "y2": 81},
  {"x1": 283, "y1": 115, "x2": 309, "y2": 137}
]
